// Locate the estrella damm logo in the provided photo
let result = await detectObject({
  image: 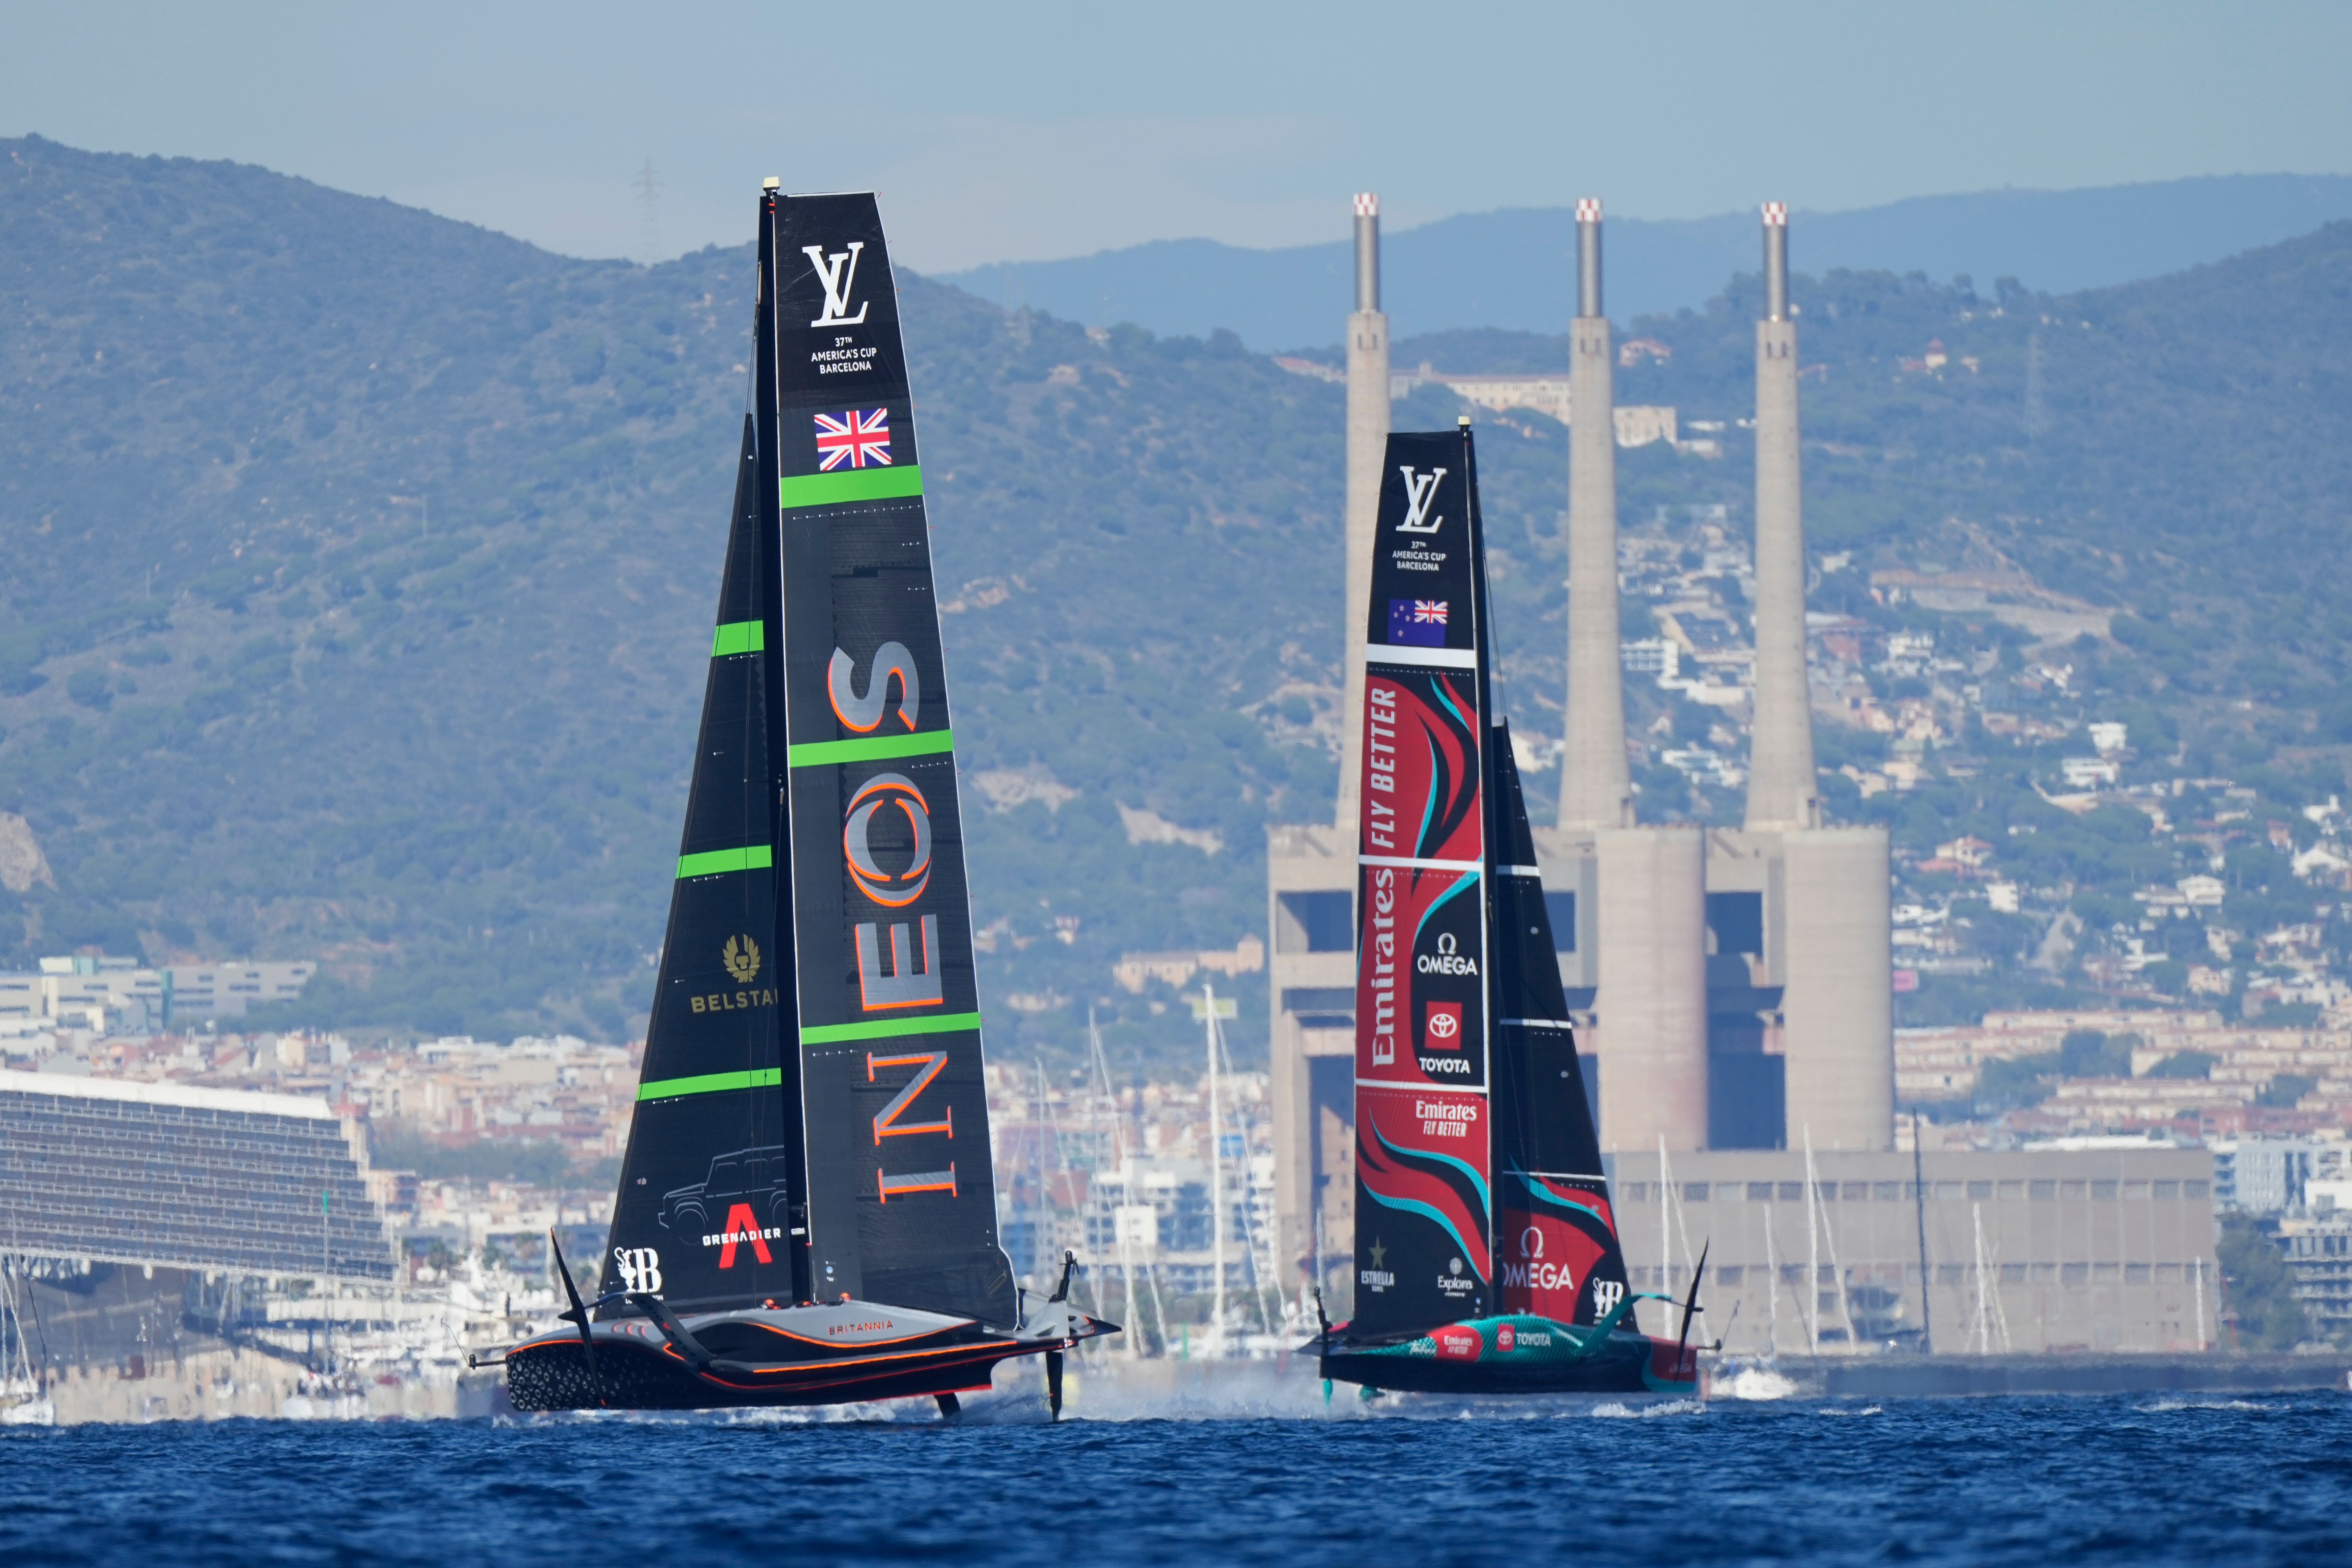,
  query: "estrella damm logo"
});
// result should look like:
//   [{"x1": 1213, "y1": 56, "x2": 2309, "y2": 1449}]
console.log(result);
[{"x1": 722, "y1": 935, "x2": 762, "y2": 985}]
